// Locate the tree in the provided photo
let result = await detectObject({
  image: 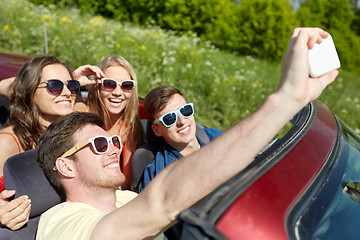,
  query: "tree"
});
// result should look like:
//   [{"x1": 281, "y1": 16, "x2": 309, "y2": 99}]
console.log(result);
[
  {"x1": 297, "y1": 0, "x2": 360, "y2": 73},
  {"x1": 232, "y1": 0, "x2": 298, "y2": 60}
]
